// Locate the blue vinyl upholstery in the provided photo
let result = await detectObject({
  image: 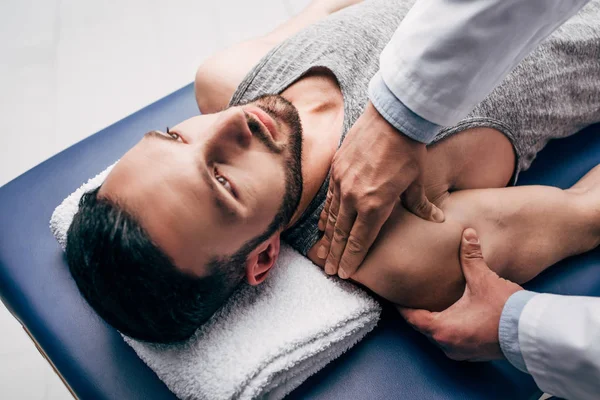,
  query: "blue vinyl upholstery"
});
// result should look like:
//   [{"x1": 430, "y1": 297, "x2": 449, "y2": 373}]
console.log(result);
[{"x1": 0, "y1": 83, "x2": 598, "y2": 399}]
